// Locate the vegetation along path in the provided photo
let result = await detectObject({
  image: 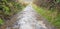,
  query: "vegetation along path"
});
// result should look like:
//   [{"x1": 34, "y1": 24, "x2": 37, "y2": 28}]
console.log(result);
[{"x1": 1, "y1": 4, "x2": 54, "y2": 29}]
